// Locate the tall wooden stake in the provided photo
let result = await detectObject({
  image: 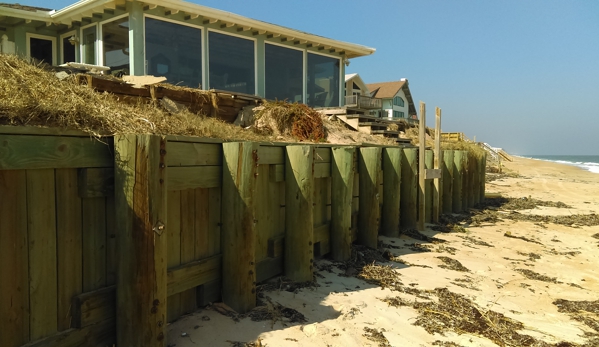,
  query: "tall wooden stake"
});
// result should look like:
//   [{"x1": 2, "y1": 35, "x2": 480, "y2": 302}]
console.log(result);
[
  {"x1": 418, "y1": 101, "x2": 426, "y2": 231},
  {"x1": 433, "y1": 107, "x2": 442, "y2": 222},
  {"x1": 285, "y1": 146, "x2": 314, "y2": 282},
  {"x1": 331, "y1": 146, "x2": 355, "y2": 261},
  {"x1": 221, "y1": 142, "x2": 258, "y2": 313},
  {"x1": 358, "y1": 147, "x2": 382, "y2": 249},
  {"x1": 381, "y1": 147, "x2": 402, "y2": 237},
  {"x1": 400, "y1": 148, "x2": 418, "y2": 229},
  {"x1": 115, "y1": 134, "x2": 167, "y2": 347}
]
